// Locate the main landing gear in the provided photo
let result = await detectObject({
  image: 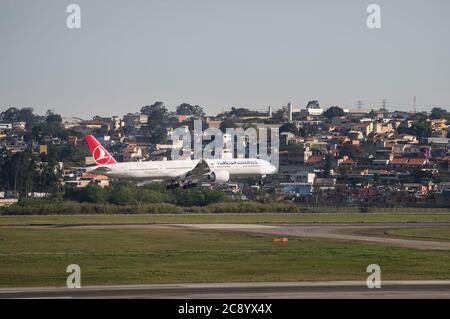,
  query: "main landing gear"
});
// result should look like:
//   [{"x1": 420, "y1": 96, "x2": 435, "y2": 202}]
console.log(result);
[
  {"x1": 166, "y1": 181, "x2": 198, "y2": 189},
  {"x1": 182, "y1": 182, "x2": 198, "y2": 189}
]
